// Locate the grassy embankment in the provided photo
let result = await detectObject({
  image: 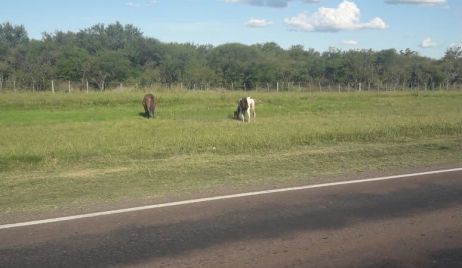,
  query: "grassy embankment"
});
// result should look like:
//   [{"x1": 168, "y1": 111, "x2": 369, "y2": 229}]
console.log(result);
[{"x1": 1, "y1": 90, "x2": 461, "y2": 213}]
